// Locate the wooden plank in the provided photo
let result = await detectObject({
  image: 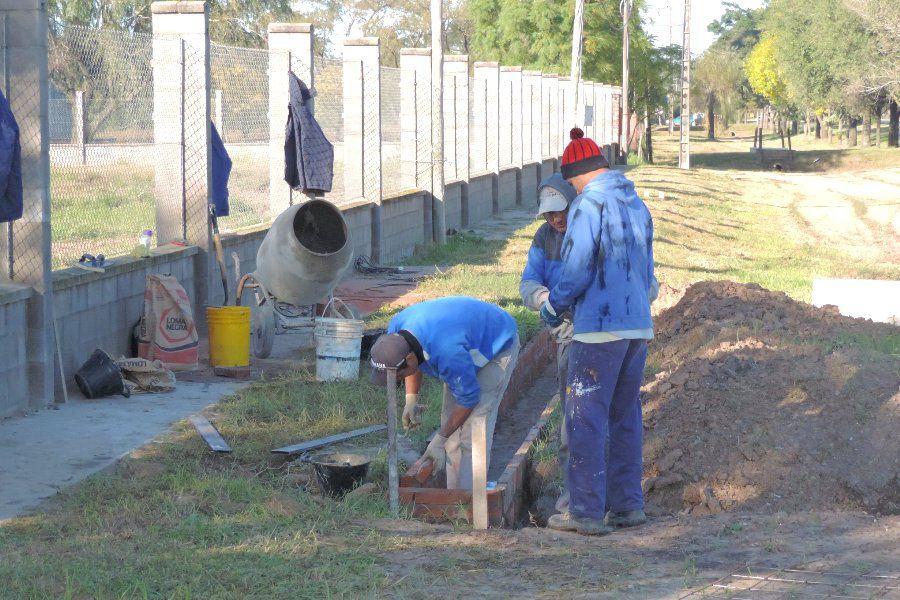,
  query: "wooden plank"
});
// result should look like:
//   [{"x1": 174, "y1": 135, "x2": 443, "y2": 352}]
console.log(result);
[
  {"x1": 472, "y1": 414, "x2": 488, "y2": 529},
  {"x1": 189, "y1": 415, "x2": 231, "y2": 453},
  {"x1": 271, "y1": 424, "x2": 387, "y2": 455},
  {"x1": 387, "y1": 368, "x2": 399, "y2": 516}
]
